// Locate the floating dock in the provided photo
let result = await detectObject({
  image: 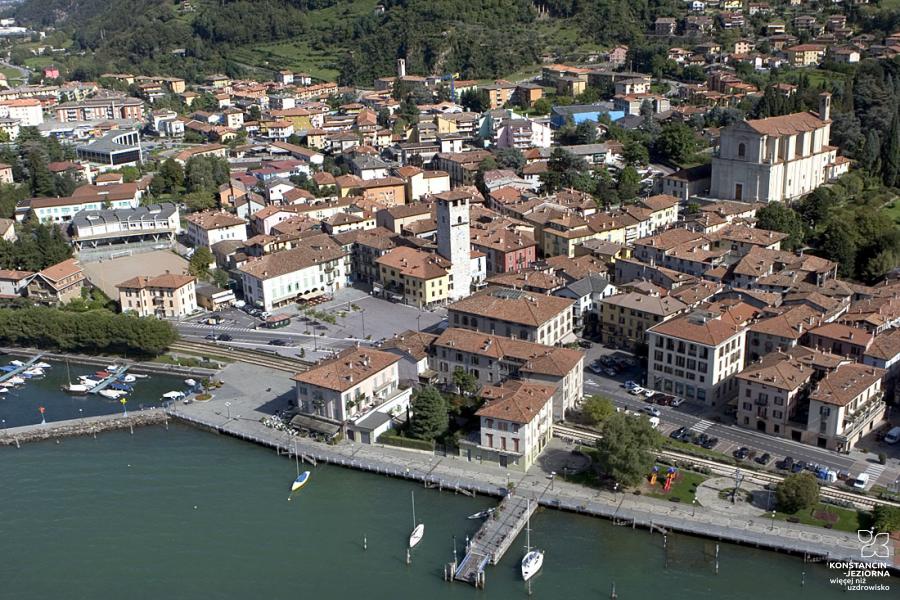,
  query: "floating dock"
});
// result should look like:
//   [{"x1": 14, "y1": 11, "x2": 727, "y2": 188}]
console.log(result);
[
  {"x1": 88, "y1": 365, "x2": 130, "y2": 394},
  {"x1": 453, "y1": 493, "x2": 537, "y2": 587},
  {"x1": 0, "y1": 353, "x2": 45, "y2": 384}
]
